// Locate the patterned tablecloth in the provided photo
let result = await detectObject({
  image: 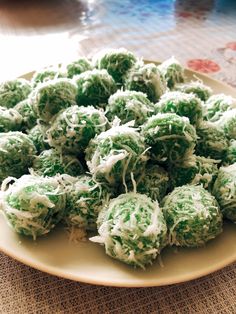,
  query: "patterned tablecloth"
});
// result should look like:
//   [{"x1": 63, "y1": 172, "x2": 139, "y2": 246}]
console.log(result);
[{"x1": 0, "y1": 0, "x2": 236, "y2": 313}]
